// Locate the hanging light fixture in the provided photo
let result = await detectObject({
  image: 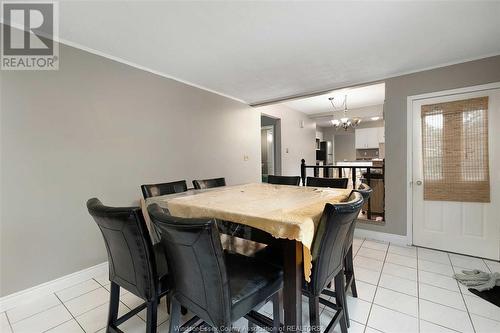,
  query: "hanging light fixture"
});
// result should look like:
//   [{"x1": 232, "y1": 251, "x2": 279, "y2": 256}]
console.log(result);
[{"x1": 329, "y1": 95, "x2": 361, "y2": 130}]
